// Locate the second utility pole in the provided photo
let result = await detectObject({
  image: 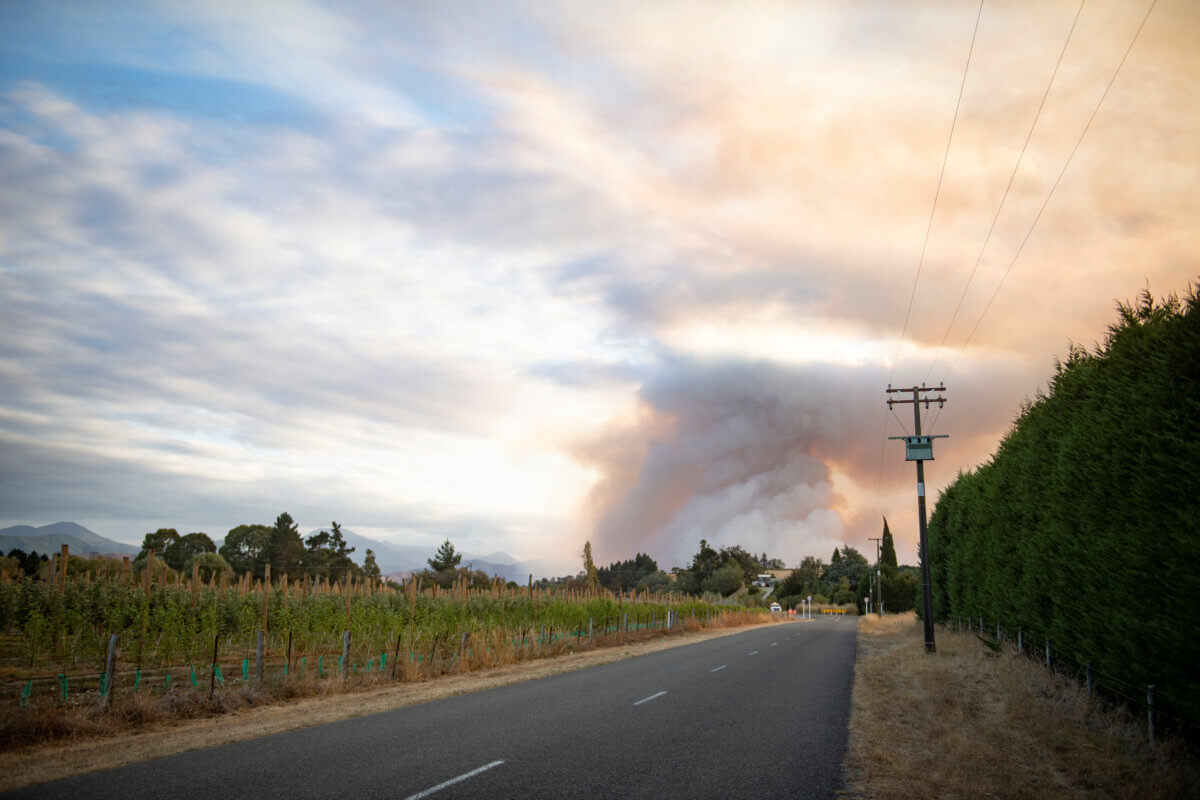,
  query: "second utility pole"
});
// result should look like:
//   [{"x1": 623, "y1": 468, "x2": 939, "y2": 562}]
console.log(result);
[{"x1": 887, "y1": 383, "x2": 947, "y2": 654}]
